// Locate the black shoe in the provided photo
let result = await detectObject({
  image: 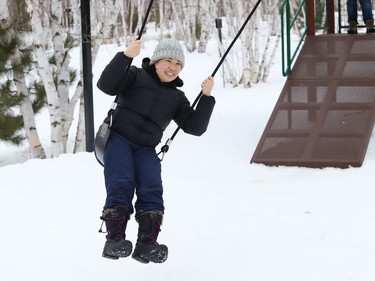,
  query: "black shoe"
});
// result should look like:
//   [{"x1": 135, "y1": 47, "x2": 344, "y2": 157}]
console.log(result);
[
  {"x1": 132, "y1": 242, "x2": 168, "y2": 263},
  {"x1": 102, "y1": 239, "x2": 133, "y2": 260},
  {"x1": 132, "y1": 212, "x2": 168, "y2": 264},
  {"x1": 99, "y1": 206, "x2": 133, "y2": 260}
]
